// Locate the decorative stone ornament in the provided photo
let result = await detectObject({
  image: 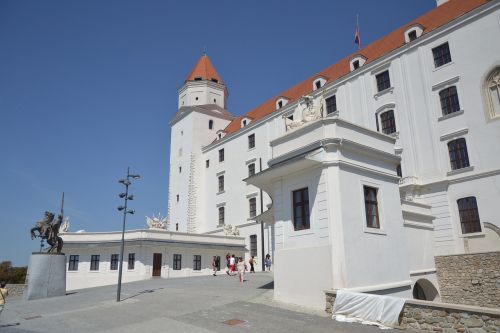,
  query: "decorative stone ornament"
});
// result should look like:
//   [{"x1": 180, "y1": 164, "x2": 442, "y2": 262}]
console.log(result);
[{"x1": 146, "y1": 213, "x2": 168, "y2": 230}]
